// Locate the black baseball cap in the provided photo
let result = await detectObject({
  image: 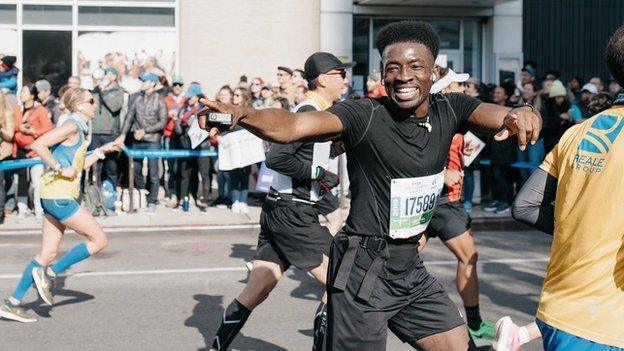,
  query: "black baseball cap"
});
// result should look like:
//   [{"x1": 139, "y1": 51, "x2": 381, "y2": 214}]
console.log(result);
[{"x1": 304, "y1": 52, "x2": 356, "y2": 82}]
